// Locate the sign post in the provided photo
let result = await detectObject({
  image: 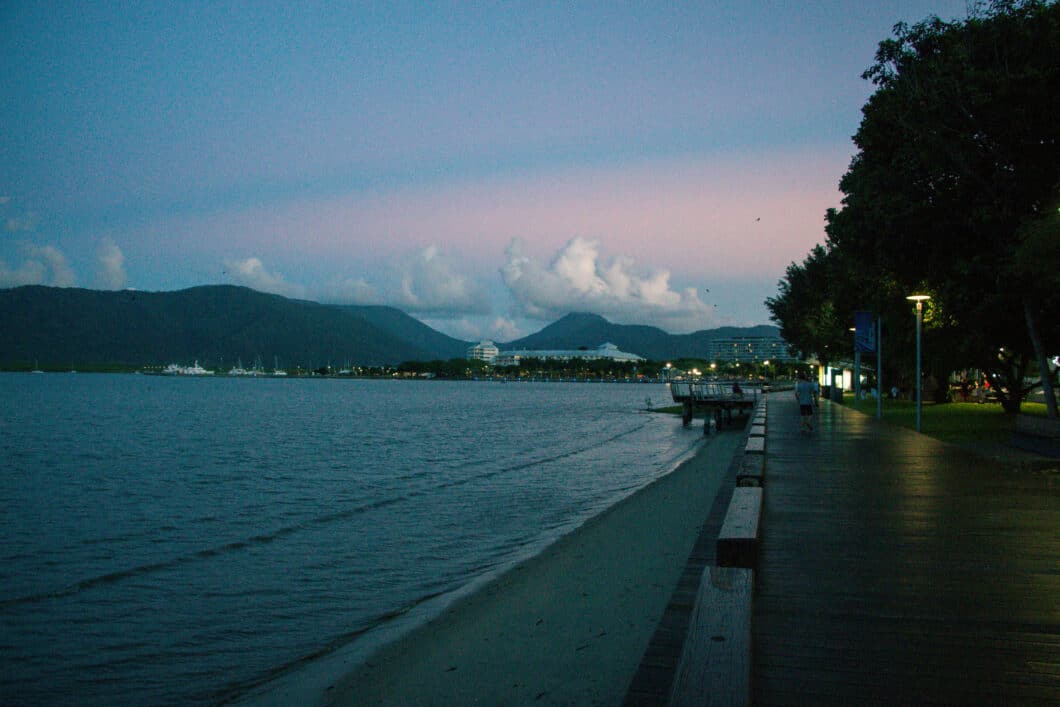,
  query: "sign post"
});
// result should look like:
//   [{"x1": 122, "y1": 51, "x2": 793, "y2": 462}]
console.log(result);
[
  {"x1": 876, "y1": 317, "x2": 883, "y2": 419},
  {"x1": 854, "y1": 311, "x2": 876, "y2": 406}
]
